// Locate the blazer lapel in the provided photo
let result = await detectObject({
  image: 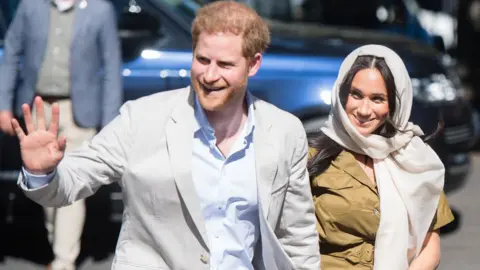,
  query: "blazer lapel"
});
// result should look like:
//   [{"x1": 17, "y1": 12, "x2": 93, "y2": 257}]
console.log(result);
[
  {"x1": 35, "y1": 1, "x2": 51, "y2": 67},
  {"x1": 72, "y1": 0, "x2": 90, "y2": 45},
  {"x1": 38, "y1": 1, "x2": 50, "y2": 37},
  {"x1": 253, "y1": 100, "x2": 279, "y2": 220},
  {"x1": 165, "y1": 88, "x2": 210, "y2": 250}
]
